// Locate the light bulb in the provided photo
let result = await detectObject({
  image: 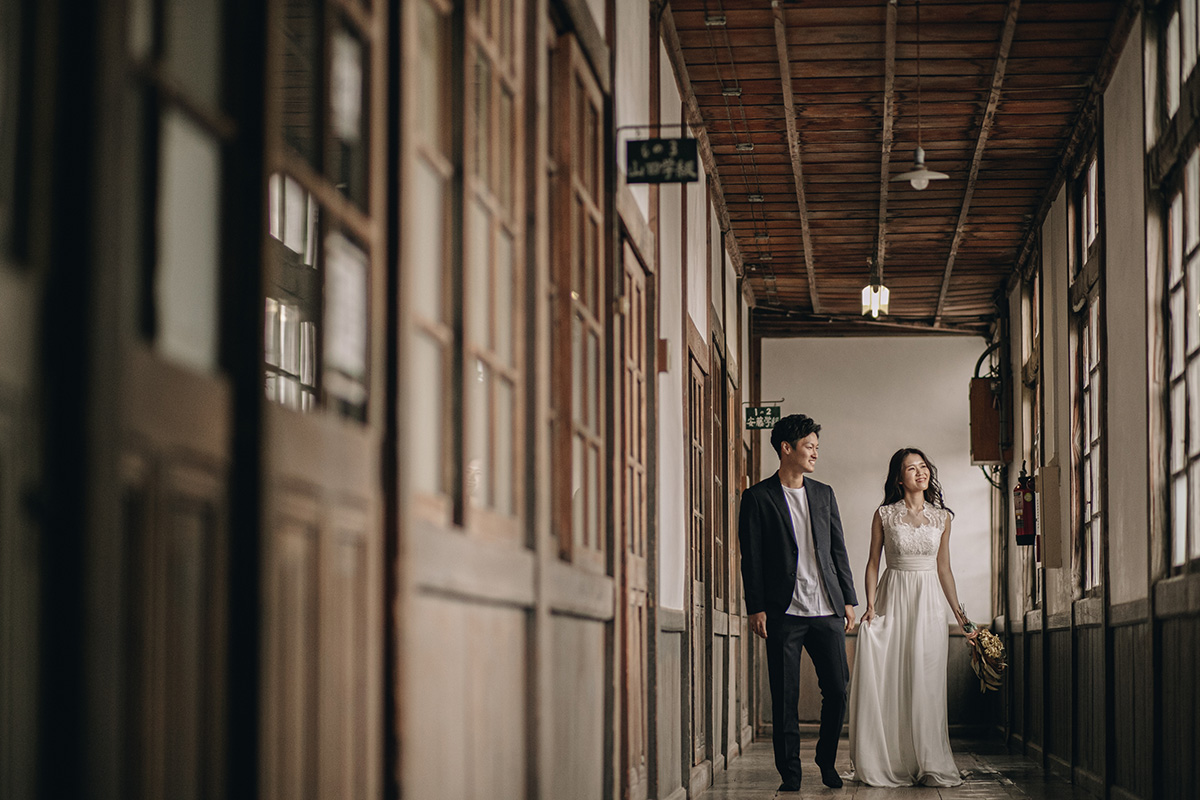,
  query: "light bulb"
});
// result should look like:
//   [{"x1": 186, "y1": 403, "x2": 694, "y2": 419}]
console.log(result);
[{"x1": 910, "y1": 176, "x2": 929, "y2": 191}]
